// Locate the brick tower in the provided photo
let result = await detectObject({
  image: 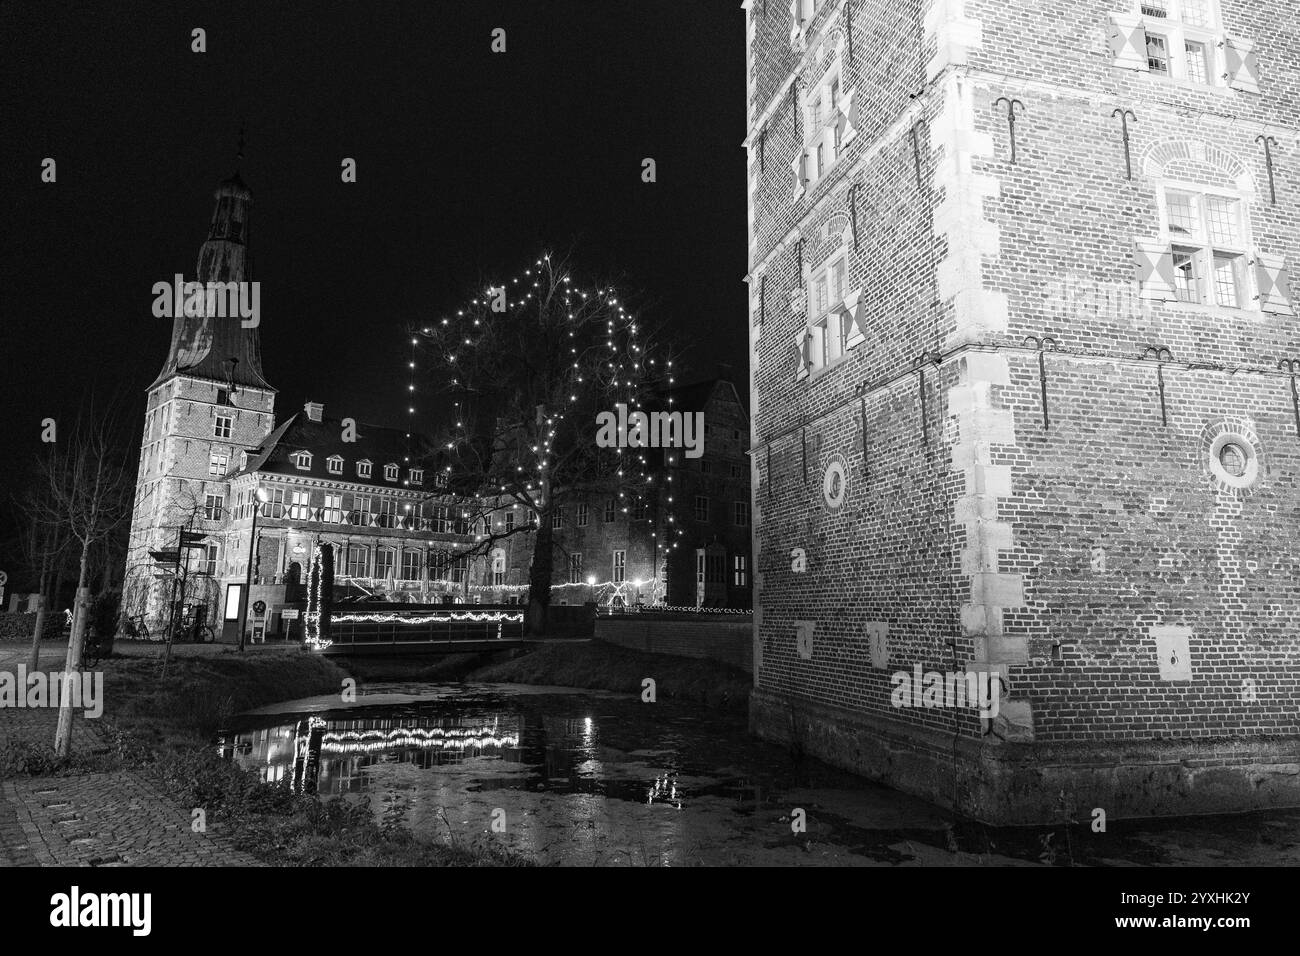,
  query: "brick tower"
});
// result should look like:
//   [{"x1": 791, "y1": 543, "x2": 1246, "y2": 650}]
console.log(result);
[
  {"x1": 744, "y1": 0, "x2": 1299, "y2": 822},
  {"x1": 123, "y1": 167, "x2": 277, "y2": 634}
]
